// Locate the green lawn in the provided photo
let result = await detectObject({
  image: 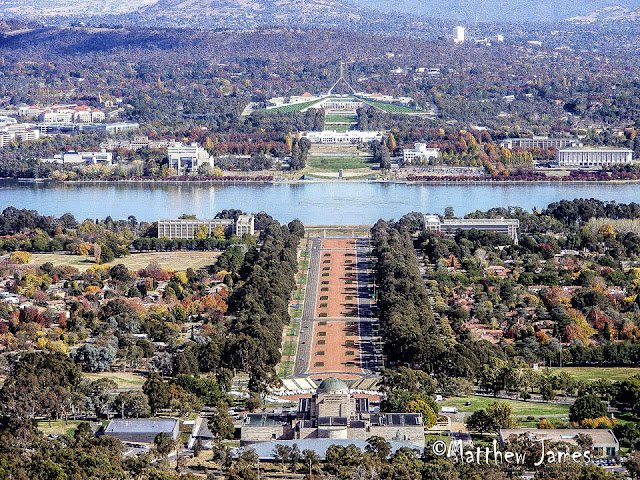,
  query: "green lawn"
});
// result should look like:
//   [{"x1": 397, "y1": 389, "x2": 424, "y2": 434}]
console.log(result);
[
  {"x1": 325, "y1": 114, "x2": 357, "y2": 123},
  {"x1": 440, "y1": 395, "x2": 570, "y2": 416},
  {"x1": 282, "y1": 341, "x2": 297, "y2": 357},
  {"x1": 38, "y1": 420, "x2": 83, "y2": 437},
  {"x1": 328, "y1": 124, "x2": 353, "y2": 133},
  {"x1": 357, "y1": 97, "x2": 429, "y2": 114},
  {"x1": 308, "y1": 156, "x2": 375, "y2": 171},
  {"x1": 277, "y1": 361, "x2": 295, "y2": 378},
  {"x1": 265, "y1": 98, "x2": 325, "y2": 113},
  {"x1": 546, "y1": 367, "x2": 640, "y2": 383}
]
